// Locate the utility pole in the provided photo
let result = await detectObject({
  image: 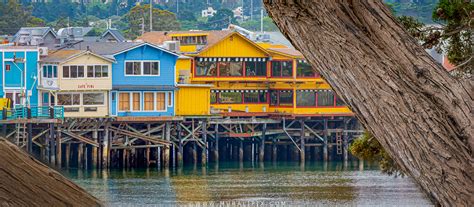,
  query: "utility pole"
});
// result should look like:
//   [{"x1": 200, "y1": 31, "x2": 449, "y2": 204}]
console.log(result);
[
  {"x1": 149, "y1": 0, "x2": 153, "y2": 32},
  {"x1": 260, "y1": 9, "x2": 263, "y2": 33},
  {"x1": 176, "y1": 0, "x2": 179, "y2": 16},
  {"x1": 250, "y1": 0, "x2": 253, "y2": 20}
]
